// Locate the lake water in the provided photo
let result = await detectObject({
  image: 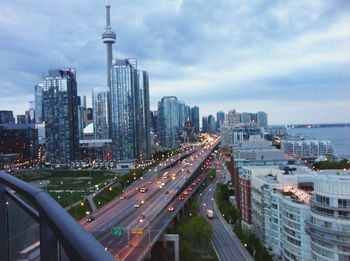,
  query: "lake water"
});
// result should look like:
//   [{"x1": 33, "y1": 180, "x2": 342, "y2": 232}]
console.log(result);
[{"x1": 288, "y1": 126, "x2": 350, "y2": 159}]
